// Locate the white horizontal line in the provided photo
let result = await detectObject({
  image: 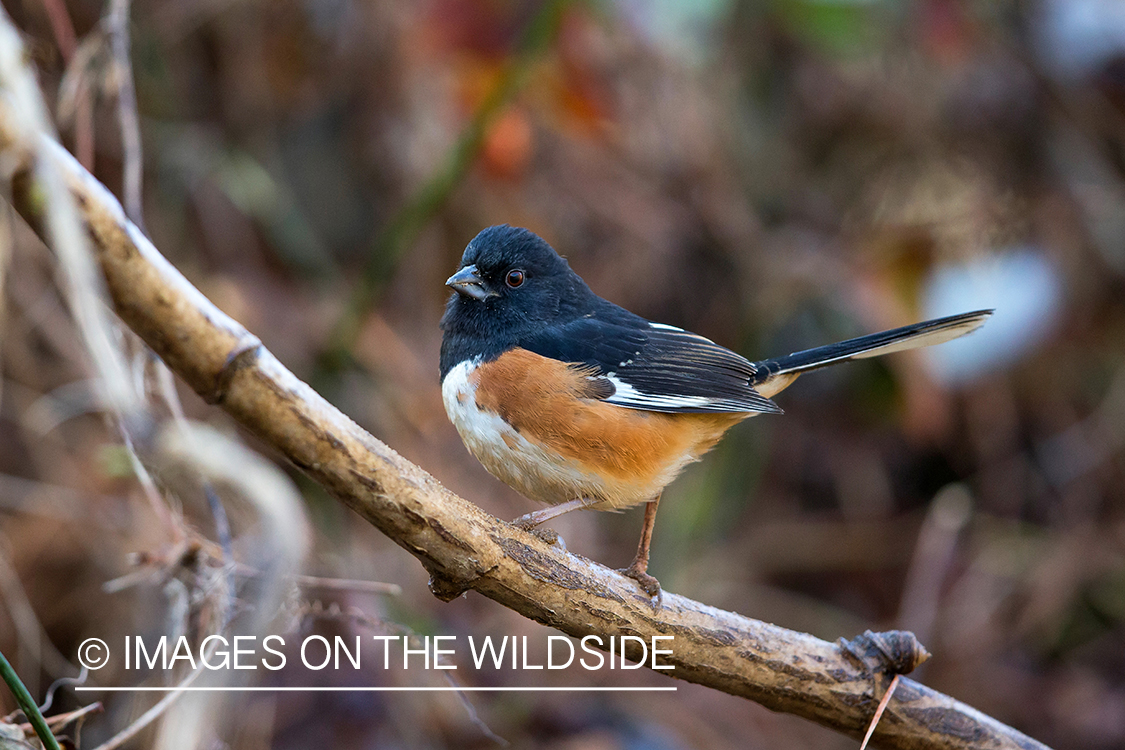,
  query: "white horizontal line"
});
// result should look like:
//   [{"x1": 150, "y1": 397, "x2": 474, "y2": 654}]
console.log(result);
[{"x1": 75, "y1": 686, "x2": 676, "y2": 692}]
